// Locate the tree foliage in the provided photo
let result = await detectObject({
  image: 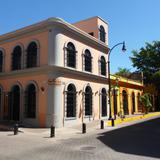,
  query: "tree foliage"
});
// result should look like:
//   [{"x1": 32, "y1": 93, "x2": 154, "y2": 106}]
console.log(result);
[
  {"x1": 130, "y1": 41, "x2": 160, "y2": 84},
  {"x1": 115, "y1": 67, "x2": 131, "y2": 77},
  {"x1": 139, "y1": 93, "x2": 152, "y2": 113},
  {"x1": 152, "y1": 71, "x2": 160, "y2": 90}
]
